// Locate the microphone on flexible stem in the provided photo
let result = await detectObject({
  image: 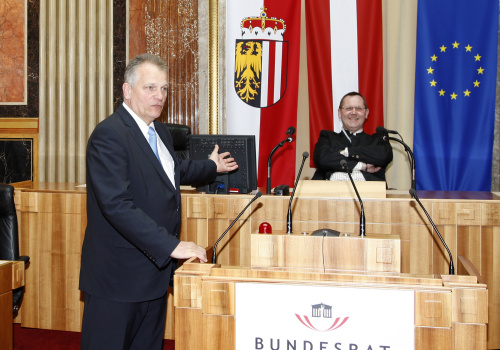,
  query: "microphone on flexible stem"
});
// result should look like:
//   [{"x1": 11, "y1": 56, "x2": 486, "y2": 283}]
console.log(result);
[
  {"x1": 267, "y1": 126, "x2": 296, "y2": 194},
  {"x1": 340, "y1": 160, "x2": 366, "y2": 237},
  {"x1": 409, "y1": 188, "x2": 454, "y2": 275},
  {"x1": 286, "y1": 151, "x2": 309, "y2": 234},
  {"x1": 376, "y1": 126, "x2": 416, "y2": 191},
  {"x1": 212, "y1": 191, "x2": 263, "y2": 264}
]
